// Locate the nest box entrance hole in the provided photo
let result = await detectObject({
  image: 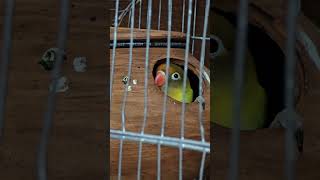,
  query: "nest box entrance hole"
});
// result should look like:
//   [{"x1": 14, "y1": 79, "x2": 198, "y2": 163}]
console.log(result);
[{"x1": 152, "y1": 58, "x2": 204, "y2": 102}]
